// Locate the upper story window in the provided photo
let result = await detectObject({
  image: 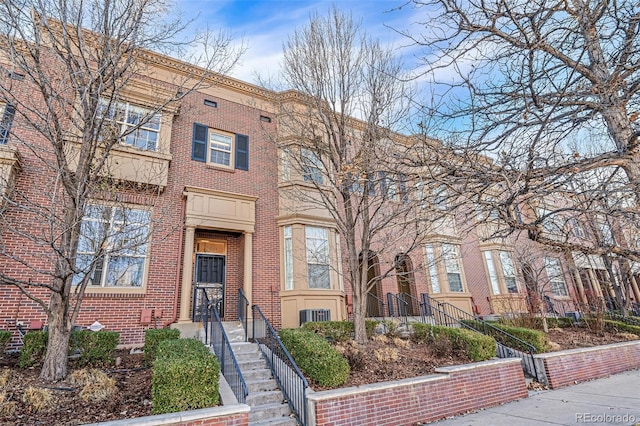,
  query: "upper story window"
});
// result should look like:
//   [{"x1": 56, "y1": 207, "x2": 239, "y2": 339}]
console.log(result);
[
  {"x1": 192, "y1": 123, "x2": 249, "y2": 170},
  {"x1": 433, "y1": 184, "x2": 448, "y2": 210},
  {"x1": 97, "y1": 99, "x2": 160, "y2": 151},
  {"x1": 301, "y1": 148, "x2": 323, "y2": 184},
  {"x1": 74, "y1": 203, "x2": 151, "y2": 288},
  {"x1": 544, "y1": 257, "x2": 569, "y2": 297},
  {"x1": 0, "y1": 102, "x2": 16, "y2": 144},
  {"x1": 599, "y1": 222, "x2": 615, "y2": 246}
]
